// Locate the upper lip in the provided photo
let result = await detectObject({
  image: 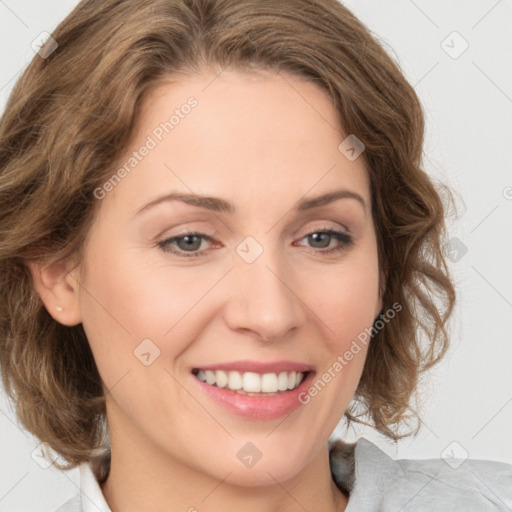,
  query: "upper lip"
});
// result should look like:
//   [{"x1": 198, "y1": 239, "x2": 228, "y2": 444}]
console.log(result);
[{"x1": 192, "y1": 360, "x2": 314, "y2": 374}]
